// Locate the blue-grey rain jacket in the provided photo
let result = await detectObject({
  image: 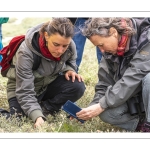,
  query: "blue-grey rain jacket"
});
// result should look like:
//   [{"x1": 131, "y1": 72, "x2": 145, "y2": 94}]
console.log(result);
[{"x1": 90, "y1": 18, "x2": 150, "y2": 110}]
